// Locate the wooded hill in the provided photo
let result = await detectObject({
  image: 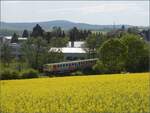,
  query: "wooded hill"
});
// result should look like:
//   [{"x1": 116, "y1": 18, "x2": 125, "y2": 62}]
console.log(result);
[{"x1": 1, "y1": 20, "x2": 132, "y2": 31}]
